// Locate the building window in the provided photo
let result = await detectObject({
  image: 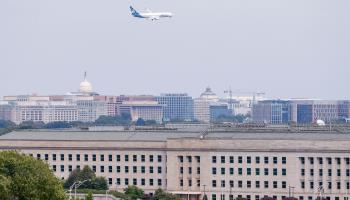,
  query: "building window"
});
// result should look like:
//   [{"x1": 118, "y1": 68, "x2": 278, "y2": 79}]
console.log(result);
[
  {"x1": 133, "y1": 155, "x2": 137, "y2": 162},
  {"x1": 125, "y1": 166, "x2": 129, "y2": 173},
  {"x1": 108, "y1": 178, "x2": 112, "y2": 185},
  {"x1": 141, "y1": 166, "x2": 145, "y2": 173},
  {"x1": 109, "y1": 166, "x2": 112, "y2": 173},
  {"x1": 229, "y1": 156, "x2": 234, "y2": 163},
  {"x1": 221, "y1": 156, "x2": 225, "y2": 163},
  {"x1": 221, "y1": 168, "x2": 225, "y2": 175},
  {"x1": 180, "y1": 179, "x2": 183, "y2": 187},
  {"x1": 247, "y1": 157, "x2": 251, "y2": 164},
  {"x1": 195, "y1": 156, "x2": 200, "y2": 163},
  {"x1": 116, "y1": 166, "x2": 120, "y2": 173},
  {"x1": 301, "y1": 181, "x2": 305, "y2": 189},
  {"x1": 327, "y1": 157, "x2": 332, "y2": 165},
  {"x1": 221, "y1": 180, "x2": 225, "y2": 188},
  {"x1": 256, "y1": 168, "x2": 260, "y2": 176},
  {"x1": 247, "y1": 168, "x2": 251, "y2": 175},
  {"x1": 212, "y1": 180, "x2": 217, "y2": 187},
  {"x1": 125, "y1": 178, "x2": 129, "y2": 185},
  {"x1": 44, "y1": 154, "x2": 49, "y2": 161},
  {"x1": 336, "y1": 158, "x2": 341, "y2": 165},
  {"x1": 150, "y1": 155, "x2": 154, "y2": 162},
  {"x1": 68, "y1": 165, "x2": 72, "y2": 172},
  {"x1": 92, "y1": 154, "x2": 96, "y2": 161},
  {"x1": 133, "y1": 178, "x2": 137, "y2": 185},
  {"x1": 299, "y1": 157, "x2": 305, "y2": 164},
  {"x1": 53, "y1": 154, "x2": 57, "y2": 161},
  {"x1": 133, "y1": 166, "x2": 137, "y2": 173},
  {"x1": 282, "y1": 168, "x2": 287, "y2": 176},
  {"x1": 337, "y1": 169, "x2": 341, "y2": 176},
  {"x1": 230, "y1": 168, "x2": 234, "y2": 175},
  {"x1": 158, "y1": 167, "x2": 162, "y2": 174},
  {"x1": 238, "y1": 156, "x2": 243, "y2": 164},
  {"x1": 60, "y1": 165, "x2": 64, "y2": 172},
  {"x1": 197, "y1": 167, "x2": 200, "y2": 174},
  {"x1": 150, "y1": 179, "x2": 154, "y2": 186},
  {"x1": 255, "y1": 157, "x2": 260, "y2": 164},
  {"x1": 52, "y1": 165, "x2": 57, "y2": 172},
  {"x1": 158, "y1": 155, "x2": 162, "y2": 162},
  {"x1": 92, "y1": 165, "x2": 96, "y2": 172},
  {"x1": 212, "y1": 194, "x2": 217, "y2": 200},
  {"x1": 309, "y1": 157, "x2": 314, "y2": 165},
  {"x1": 100, "y1": 154, "x2": 104, "y2": 162},
  {"x1": 273, "y1": 168, "x2": 277, "y2": 176},
  {"x1": 84, "y1": 154, "x2": 88, "y2": 161},
  {"x1": 247, "y1": 181, "x2": 251, "y2": 188},
  {"x1": 310, "y1": 169, "x2": 314, "y2": 176},
  {"x1": 264, "y1": 181, "x2": 269, "y2": 188},
  {"x1": 116, "y1": 155, "x2": 120, "y2": 162},
  {"x1": 256, "y1": 181, "x2": 260, "y2": 188},
  {"x1": 264, "y1": 157, "x2": 269, "y2": 164},
  {"x1": 238, "y1": 181, "x2": 243, "y2": 188},
  {"x1": 68, "y1": 154, "x2": 72, "y2": 161},
  {"x1": 60, "y1": 154, "x2": 64, "y2": 161},
  {"x1": 158, "y1": 179, "x2": 162, "y2": 186},
  {"x1": 76, "y1": 154, "x2": 80, "y2": 161},
  {"x1": 328, "y1": 169, "x2": 332, "y2": 176},
  {"x1": 328, "y1": 182, "x2": 332, "y2": 189},
  {"x1": 273, "y1": 181, "x2": 278, "y2": 188},
  {"x1": 264, "y1": 168, "x2": 269, "y2": 176},
  {"x1": 149, "y1": 166, "x2": 154, "y2": 174},
  {"x1": 273, "y1": 157, "x2": 278, "y2": 164},
  {"x1": 212, "y1": 167, "x2": 217, "y2": 175},
  {"x1": 282, "y1": 181, "x2": 286, "y2": 189},
  {"x1": 125, "y1": 155, "x2": 129, "y2": 162},
  {"x1": 337, "y1": 182, "x2": 341, "y2": 189},
  {"x1": 212, "y1": 156, "x2": 217, "y2": 163},
  {"x1": 108, "y1": 154, "x2": 112, "y2": 162},
  {"x1": 229, "y1": 180, "x2": 234, "y2": 188},
  {"x1": 141, "y1": 155, "x2": 145, "y2": 162},
  {"x1": 282, "y1": 157, "x2": 286, "y2": 164},
  {"x1": 310, "y1": 181, "x2": 314, "y2": 189},
  {"x1": 180, "y1": 167, "x2": 183, "y2": 174},
  {"x1": 116, "y1": 178, "x2": 121, "y2": 185},
  {"x1": 301, "y1": 169, "x2": 305, "y2": 176},
  {"x1": 238, "y1": 168, "x2": 243, "y2": 175},
  {"x1": 318, "y1": 157, "x2": 323, "y2": 165},
  {"x1": 141, "y1": 178, "x2": 145, "y2": 186}
]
